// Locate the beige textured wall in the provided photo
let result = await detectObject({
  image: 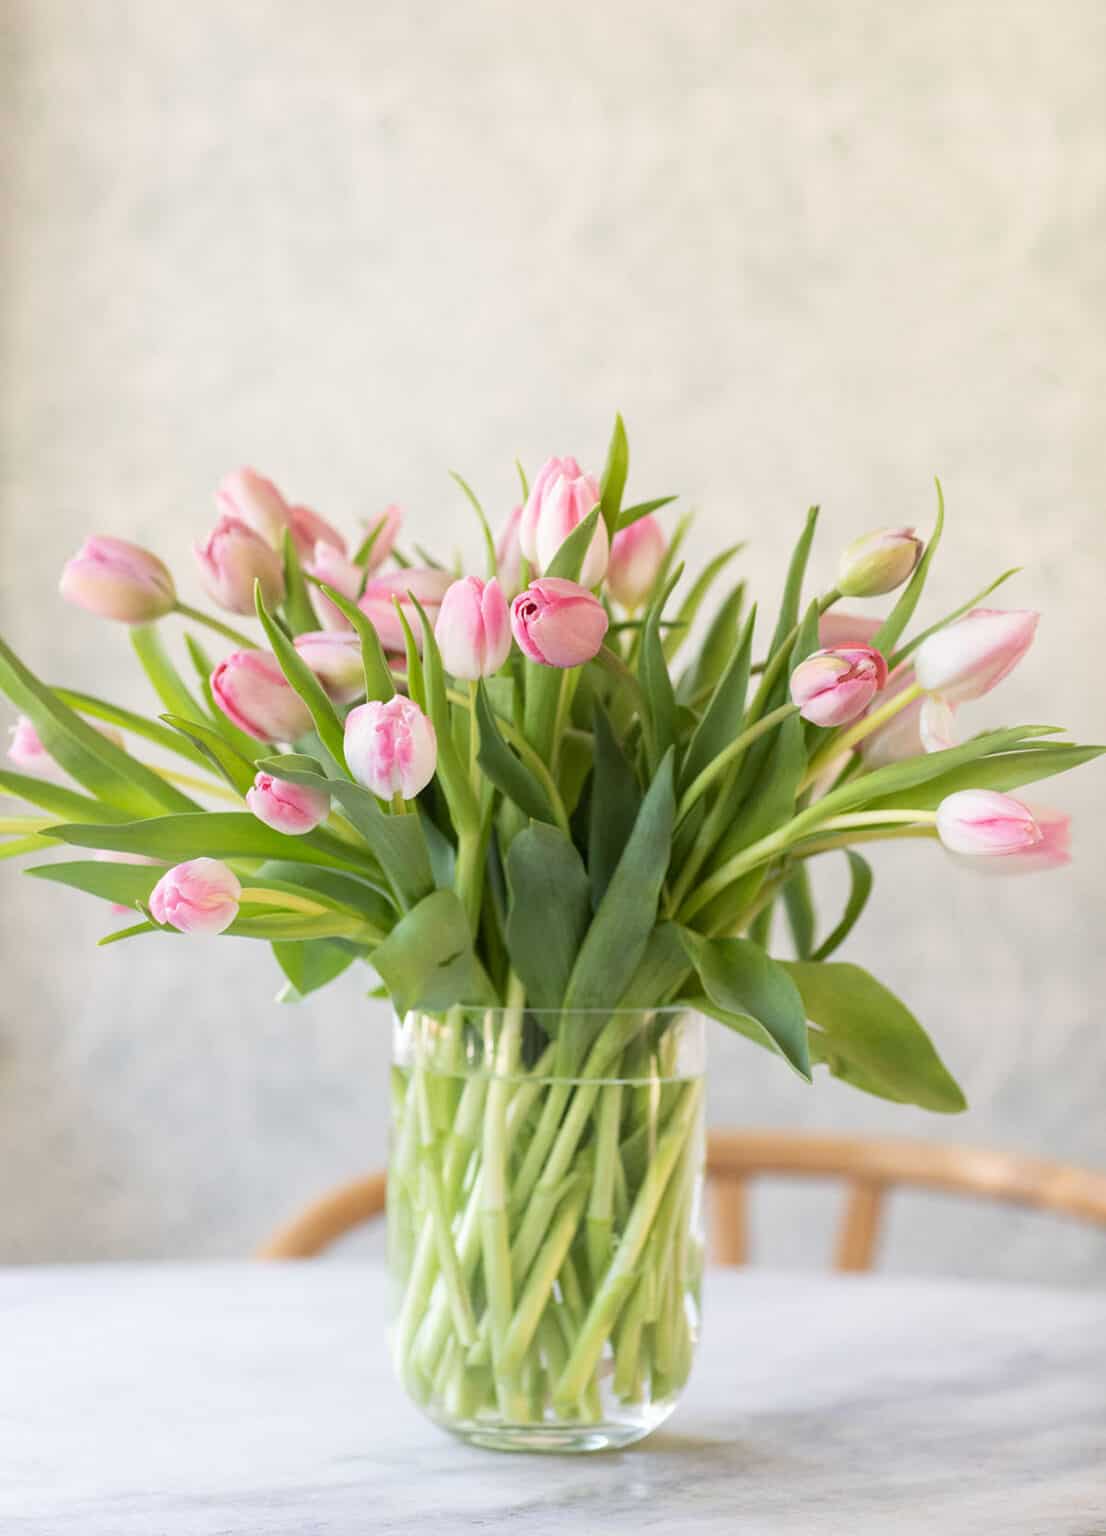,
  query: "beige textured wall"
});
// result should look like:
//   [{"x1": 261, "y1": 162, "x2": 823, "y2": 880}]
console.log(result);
[{"x1": 1, "y1": 2, "x2": 1104, "y2": 1276}]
